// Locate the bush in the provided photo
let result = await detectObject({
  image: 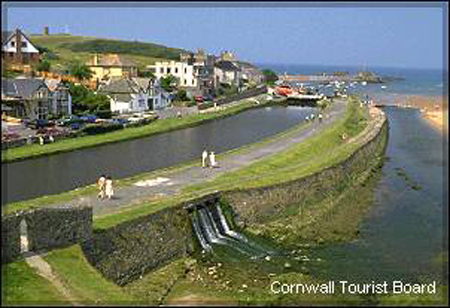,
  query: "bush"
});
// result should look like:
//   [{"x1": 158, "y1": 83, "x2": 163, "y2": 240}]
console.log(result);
[
  {"x1": 81, "y1": 123, "x2": 123, "y2": 135},
  {"x1": 94, "y1": 110, "x2": 112, "y2": 119}
]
